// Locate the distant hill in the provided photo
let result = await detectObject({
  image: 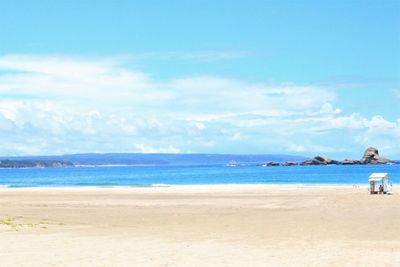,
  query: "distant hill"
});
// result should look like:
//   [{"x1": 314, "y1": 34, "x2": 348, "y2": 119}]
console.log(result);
[{"x1": 0, "y1": 153, "x2": 307, "y2": 167}]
